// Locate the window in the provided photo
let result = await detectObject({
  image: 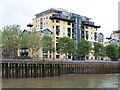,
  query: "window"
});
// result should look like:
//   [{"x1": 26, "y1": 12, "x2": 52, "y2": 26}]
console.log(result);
[
  {"x1": 36, "y1": 20, "x2": 37, "y2": 22},
  {"x1": 46, "y1": 17, "x2": 48, "y2": 19},
  {"x1": 56, "y1": 26, "x2": 60, "y2": 36},
  {"x1": 86, "y1": 56, "x2": 88, "y2": 59},
  {"x1": 56, "y1": 55, "x2": 60, "y2": 58},
  {"x1": 82, "y1": 26, "x2": 84, "y2": 29},
  {"x1": 53, "y1": 26, "x2": 54, "y2": 28},
  {"x1": 68, "y1": 28, "x2": 71, "y2": 37},
  {"x1": 40, "y1": 18, "x2": 43, "y2": 21},
  {"x1": 40, "y1": 18, "x2": 43, "y2": 29},
  {"x1": 85, "y1": 26, "x2": 88, "y2": 29},
  {"x1": 68, "y1": 55, "x2": 71, "y2": 59},
  {"x1": 49, "y1": 49, "x2": 52, "y2": 54},
  {"x1": 95, "y1": 57, "x2": 97, "y2": 60},
  {"x1": 53, "y1": 20, "x2": 54, "y2": 22},
  {"x1": 56, "y1": 37, "x2": 59, "y2": 42},
  {"x1": 91, "y1": 57, "x2": 93, "y2": 59},
  {"x1": 43, "y1": 55, "x2": 48, "y2": 58},
  {"x1": 43, "y1": 48, "x2": 48, "y2": 53},
  {"x1": 94, "y1": 32, "x2": 97, "y2": 41},
  {"x1": 67, "y1": 22, "x2": 71, "y2": 25},
  {"x1": 56, "y1": 43, "x2": 58, "y2": 48},
  {"x1": 49, "y1": 55, "x2": 51, "y2": 58},
  {"x1": 86, "y1": 31, "x2": 88, "y2": 40},
  {"x1": 56, "y1": 19, "x2": 60, "y2": 23},
  {"x1": 56, "y1": 43, "x2": 59, "y2": 53},
  {"x1": 81, "y1": 31, "x2": 84, "y2": 34},
  {"x1": 46, "y1": 22, "x2": 48, "y2": 25},
  {"x1": 56, "y1": 26, "x2": 60, "y2": 30}
]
